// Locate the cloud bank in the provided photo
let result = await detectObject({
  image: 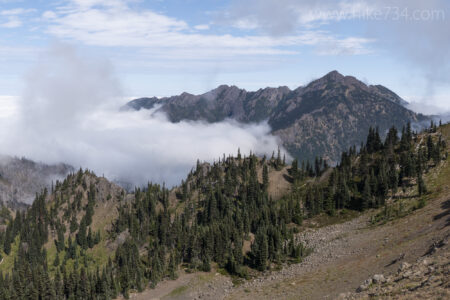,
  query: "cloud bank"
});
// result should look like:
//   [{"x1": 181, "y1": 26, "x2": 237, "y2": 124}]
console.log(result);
[{"x1": 0, "y1": 44, "x2": 285, "y2": 187}]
